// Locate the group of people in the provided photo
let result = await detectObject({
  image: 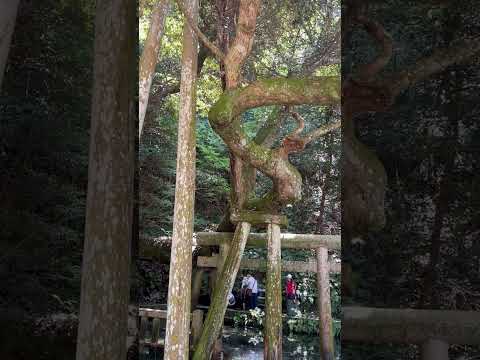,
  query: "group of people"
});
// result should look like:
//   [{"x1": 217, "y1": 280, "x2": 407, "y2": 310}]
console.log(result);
[
  {"x1": 240, "y1": 273, "x2": 258, "y2": 310},
  {"x1": 225, "y1": 273, "x2": 257, "y2": 310},
  {"x1": 226, "y1": 273, "x2": 300, "y2": 314}
]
